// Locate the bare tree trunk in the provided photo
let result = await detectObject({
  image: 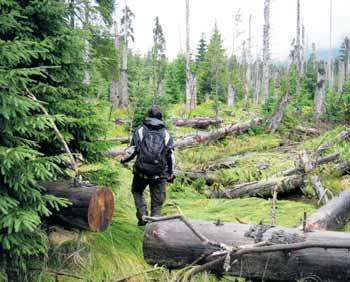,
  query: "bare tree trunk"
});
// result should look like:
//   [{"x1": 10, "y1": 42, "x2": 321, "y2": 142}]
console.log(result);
[
  {"x1": 262, "y1": 0, "x2": 271, "y2": 102},
  {"x1": 298, "y1": 151, "x2": 329, "y2": 205},
  {"x1": 227, "y1": 83, "x2": 235, "y2": 106},
  {"x1": 300, "y1": 189, "x2": 350, "y2": 231},
  {"x1": 120, "y1": 6, "x2": 128, "y2": 108},
  {"x1": 328, "y1": 0, "x2": 333, "y2": 86},
  {"x1": 301, "y1": 24, "x2": 305, "y2": 75},
  {"x1": 267, "y1": 92, "x2": 291, "y2": 133},
  {"x1": 245, "y1": 15, "x2": 252, "y2": 101},
  {"x1": 83, "y1": 2, "x2": 90, "y2": 85},
  {"x1": 296, "y1": 0, "x2": 302, "y2": 77},
  {"x1": 338, "y1": 61, "x2": 345, "y2": 93},
  {"x1": 109, "y1": 20, "x2": 121, "y2": 109},
  {"x1": 185, "y1": 0, "x2": 196, "y2": 109},
  {"x1": 311, "y1": 42, "x2": 317, "y2": 71},
  {"x1": 254, "y1": 58, "x2": 261, "y2": 104},
  {"x1": 313, "y1": 68, "x2": 326, "y2": 124}
]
